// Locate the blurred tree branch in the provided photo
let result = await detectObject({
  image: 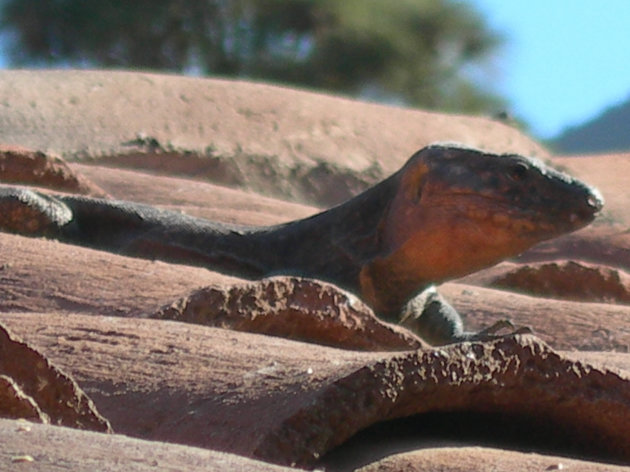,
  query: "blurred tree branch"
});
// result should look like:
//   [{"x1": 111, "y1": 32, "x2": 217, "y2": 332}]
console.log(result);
[{"x1": 0, "y1": 0, "x2": 505, "y2": 113}]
